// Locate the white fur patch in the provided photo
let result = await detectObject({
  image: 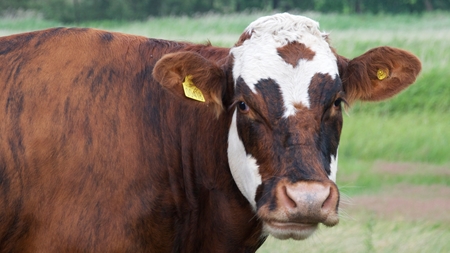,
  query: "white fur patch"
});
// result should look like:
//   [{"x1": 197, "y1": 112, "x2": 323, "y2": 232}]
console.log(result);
[
  {"x1": 329, "y1": 152, "x2": 338, "y2": 182},
  {"x1": 230, "y1": 13, "x2": 338, "y2": 117},
  {"x1": 227, "y1": 112, "x2": 262, "y2": 210}
]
